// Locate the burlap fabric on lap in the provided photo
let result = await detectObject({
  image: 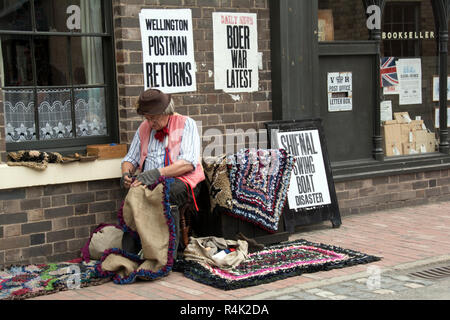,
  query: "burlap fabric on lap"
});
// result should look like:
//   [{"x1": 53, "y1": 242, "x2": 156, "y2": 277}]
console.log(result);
[{"x1": 94, "y1": 178, "x2": 176, "y2": 284}]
